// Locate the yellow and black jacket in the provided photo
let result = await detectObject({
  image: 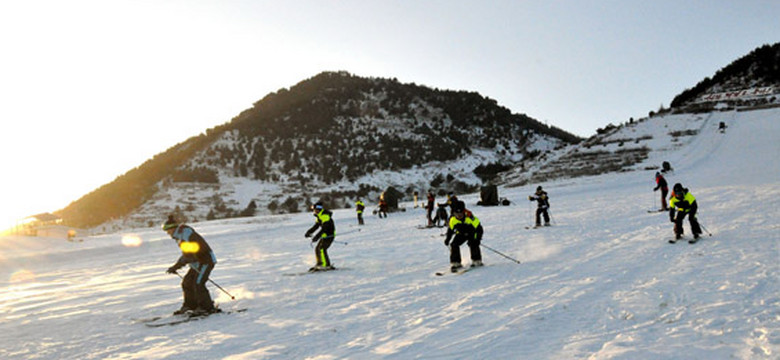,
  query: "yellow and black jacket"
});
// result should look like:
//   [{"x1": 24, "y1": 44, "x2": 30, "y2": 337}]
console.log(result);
[
  {"x1": 445, "y1": 210, "x2": 484, "y2": 245},
  {"x1": 306, "y1": 209, "x2": 336, "y2": 239},
  {"x1": 669, "y1": 191, "x2": 697, "y2": 220}
]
